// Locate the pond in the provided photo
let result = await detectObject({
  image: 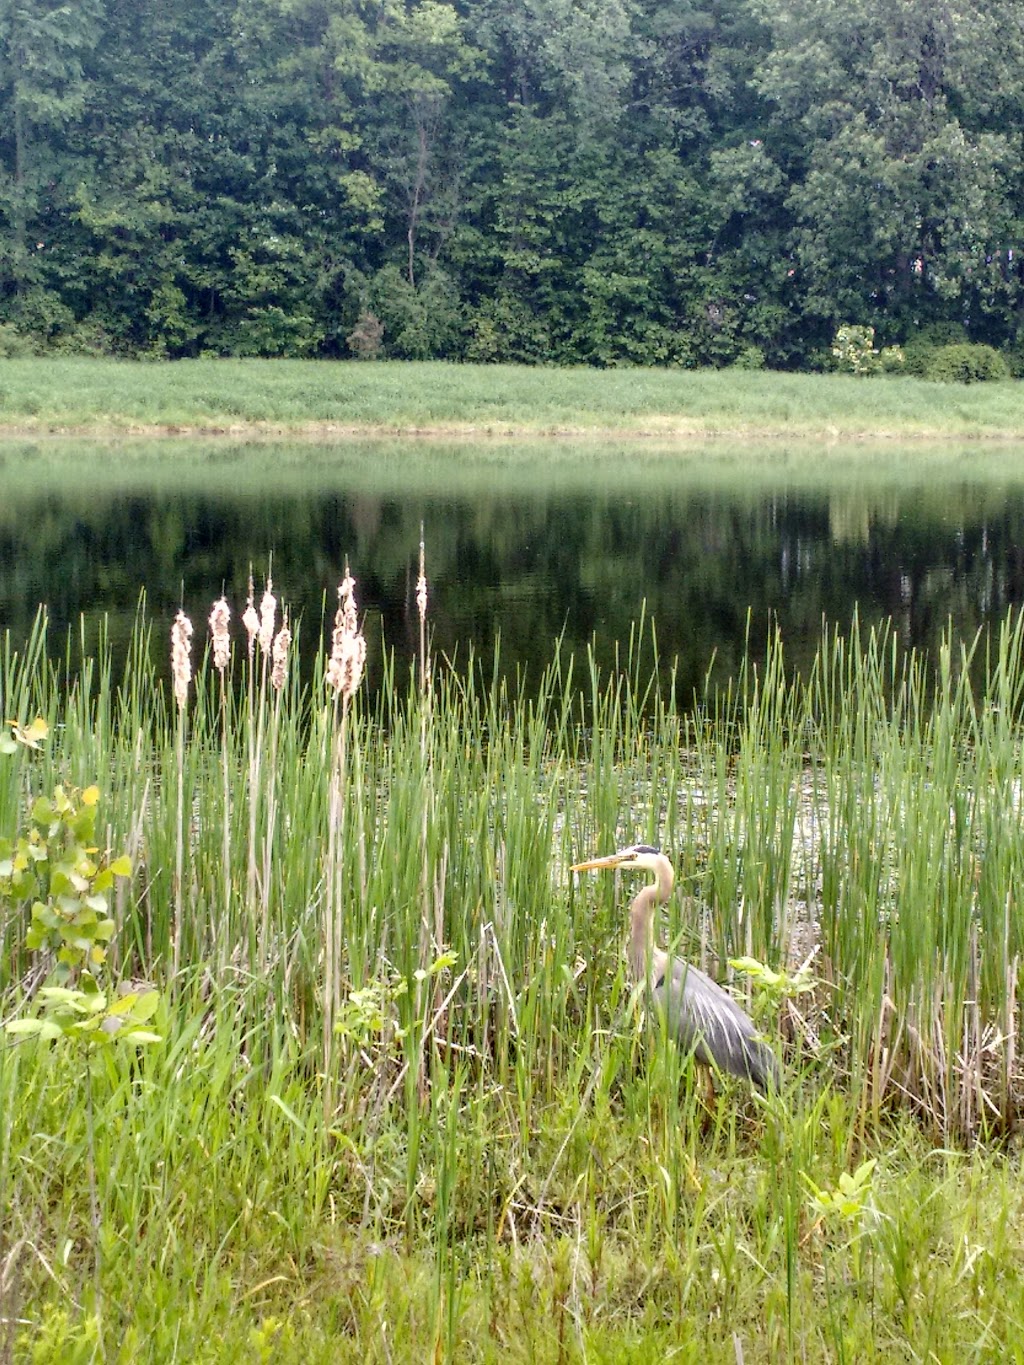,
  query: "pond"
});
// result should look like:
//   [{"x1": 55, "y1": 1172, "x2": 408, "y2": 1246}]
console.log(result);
[{"x1": 2, "y1": 438, "x2": 1024, "y2": 700}]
